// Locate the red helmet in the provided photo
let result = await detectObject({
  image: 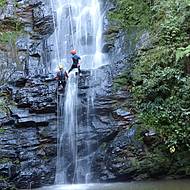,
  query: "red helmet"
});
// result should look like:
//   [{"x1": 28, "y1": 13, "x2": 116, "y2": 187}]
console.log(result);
[{"x1": 70, "y1": 49, "x2": 77, "y2": 55}]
